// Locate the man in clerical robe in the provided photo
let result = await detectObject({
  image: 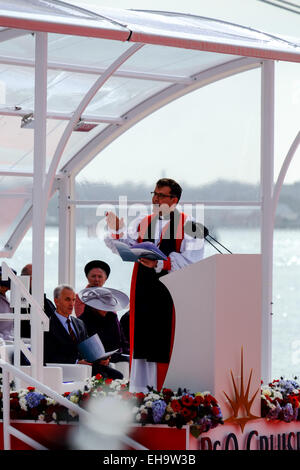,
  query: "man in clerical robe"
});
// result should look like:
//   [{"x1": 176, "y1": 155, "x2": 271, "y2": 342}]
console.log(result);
[{"x1": 105, "y1": 178, "x2": 204, "y2": 393}]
